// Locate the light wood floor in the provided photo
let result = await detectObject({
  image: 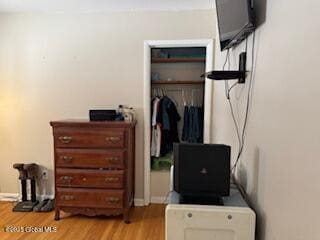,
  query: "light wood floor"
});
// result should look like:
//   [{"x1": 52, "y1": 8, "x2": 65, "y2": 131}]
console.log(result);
[{"x1": 0, "y1": 202, "x2": 165, "y2": 240}]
